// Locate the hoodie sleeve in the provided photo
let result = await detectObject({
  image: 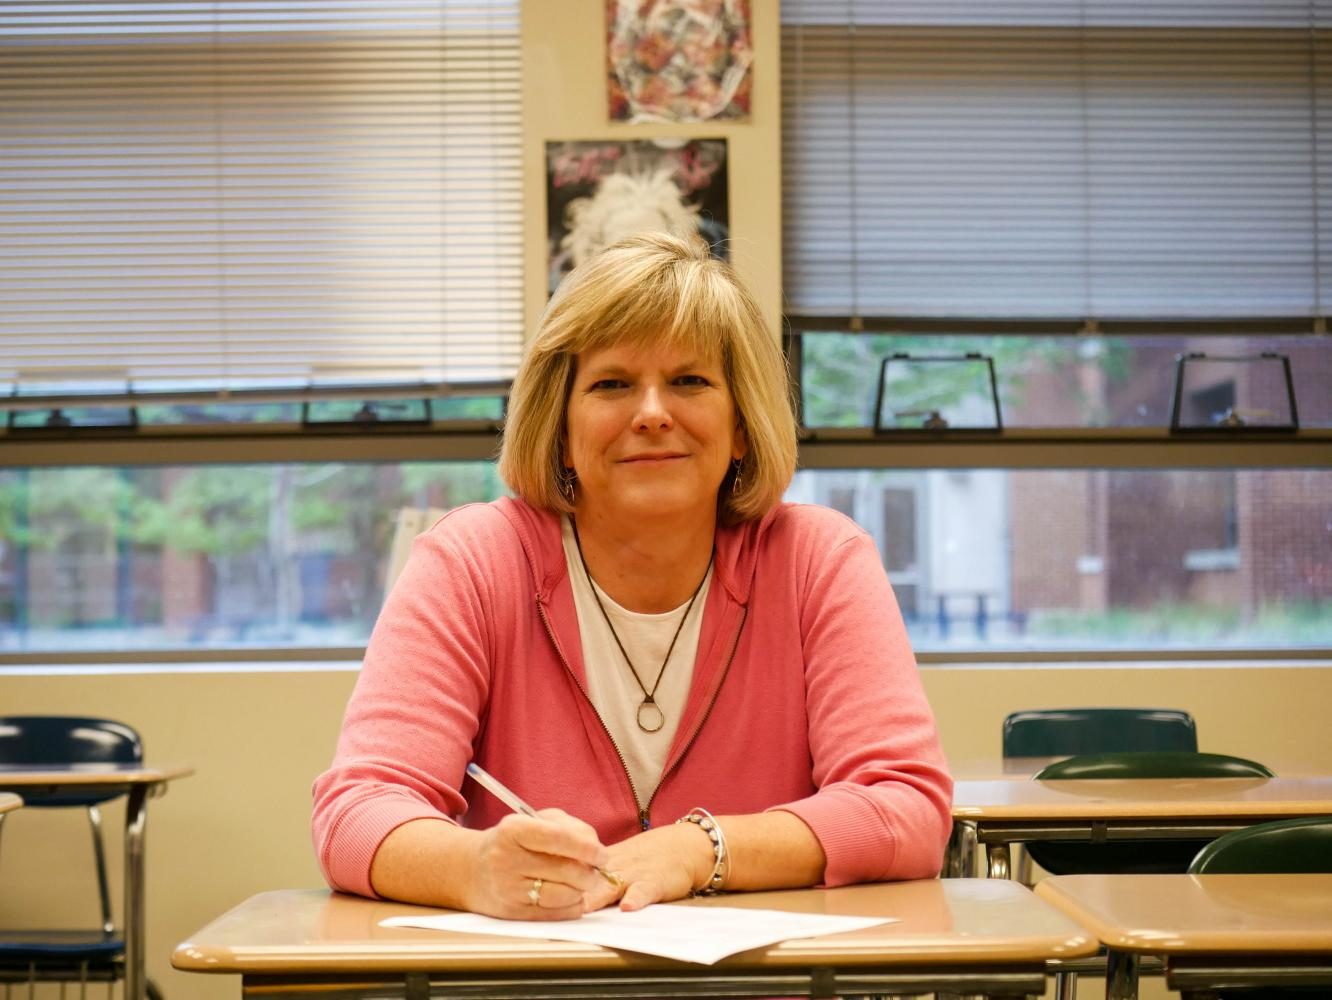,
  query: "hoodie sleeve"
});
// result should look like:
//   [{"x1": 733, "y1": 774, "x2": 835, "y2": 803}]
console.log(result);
[
  {"x1": 773, "y1": 511, "x2": 954, "y2": 885},
  {"x1": 310, "y1": 504, "x2": 511, "y2": 898}
]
